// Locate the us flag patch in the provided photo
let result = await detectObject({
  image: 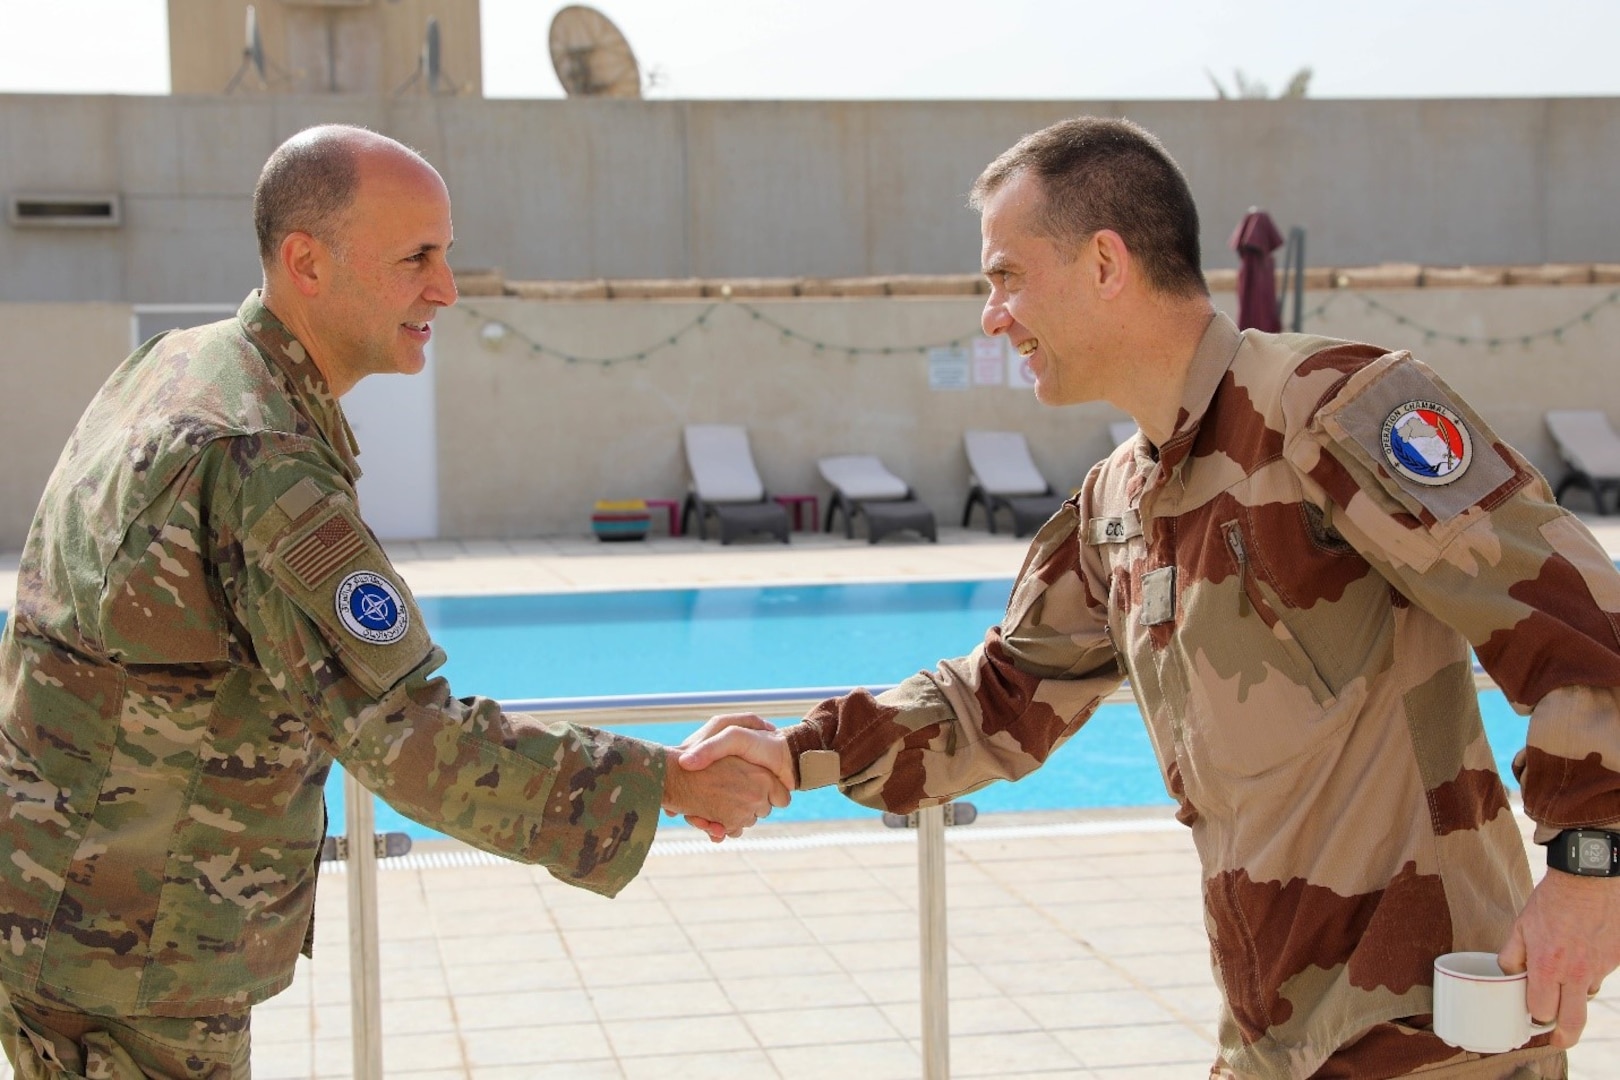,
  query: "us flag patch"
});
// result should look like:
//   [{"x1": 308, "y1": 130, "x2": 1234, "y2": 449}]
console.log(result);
[{"x1": 283, "y1": 513, "x2": 367, "y2": 589}]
